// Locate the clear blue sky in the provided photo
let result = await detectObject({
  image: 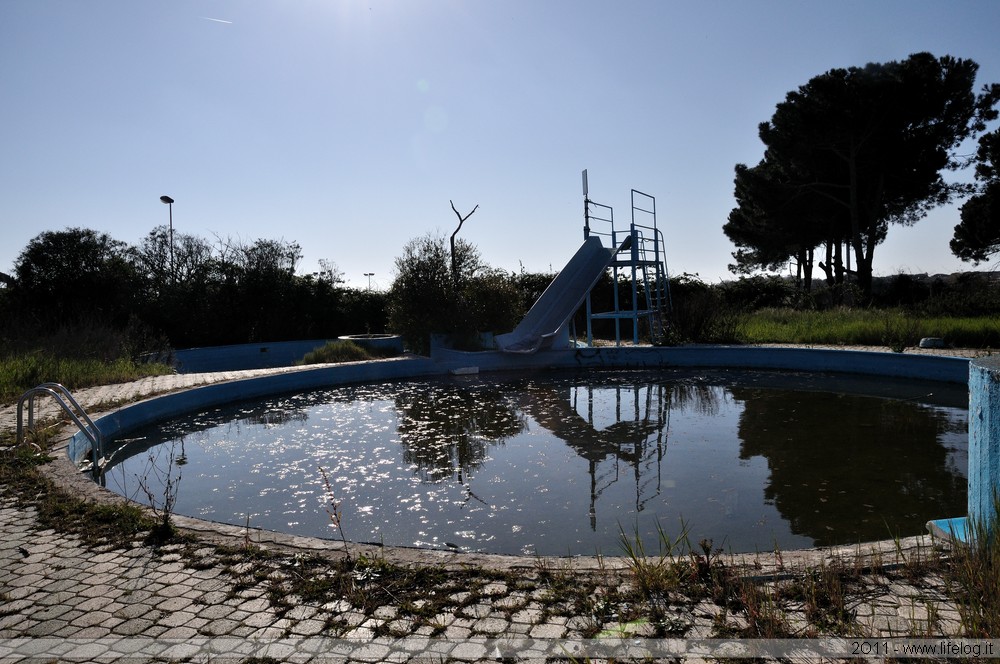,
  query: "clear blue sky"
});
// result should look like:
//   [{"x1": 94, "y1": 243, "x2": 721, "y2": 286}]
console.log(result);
[{"x1": 2, "y1": 1, "x2": 999, "y2": 290}]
